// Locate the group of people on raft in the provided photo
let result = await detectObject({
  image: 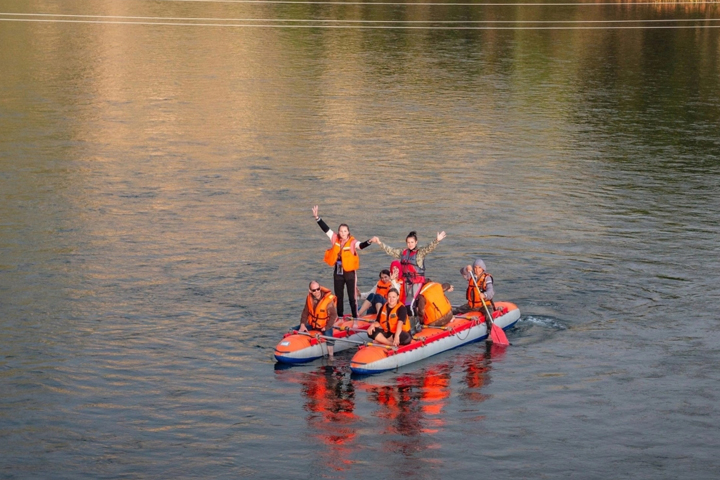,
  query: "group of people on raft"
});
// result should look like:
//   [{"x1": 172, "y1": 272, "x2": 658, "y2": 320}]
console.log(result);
[{"x1": 298, "y1": 205, "x2": 497, "y2": 357}]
